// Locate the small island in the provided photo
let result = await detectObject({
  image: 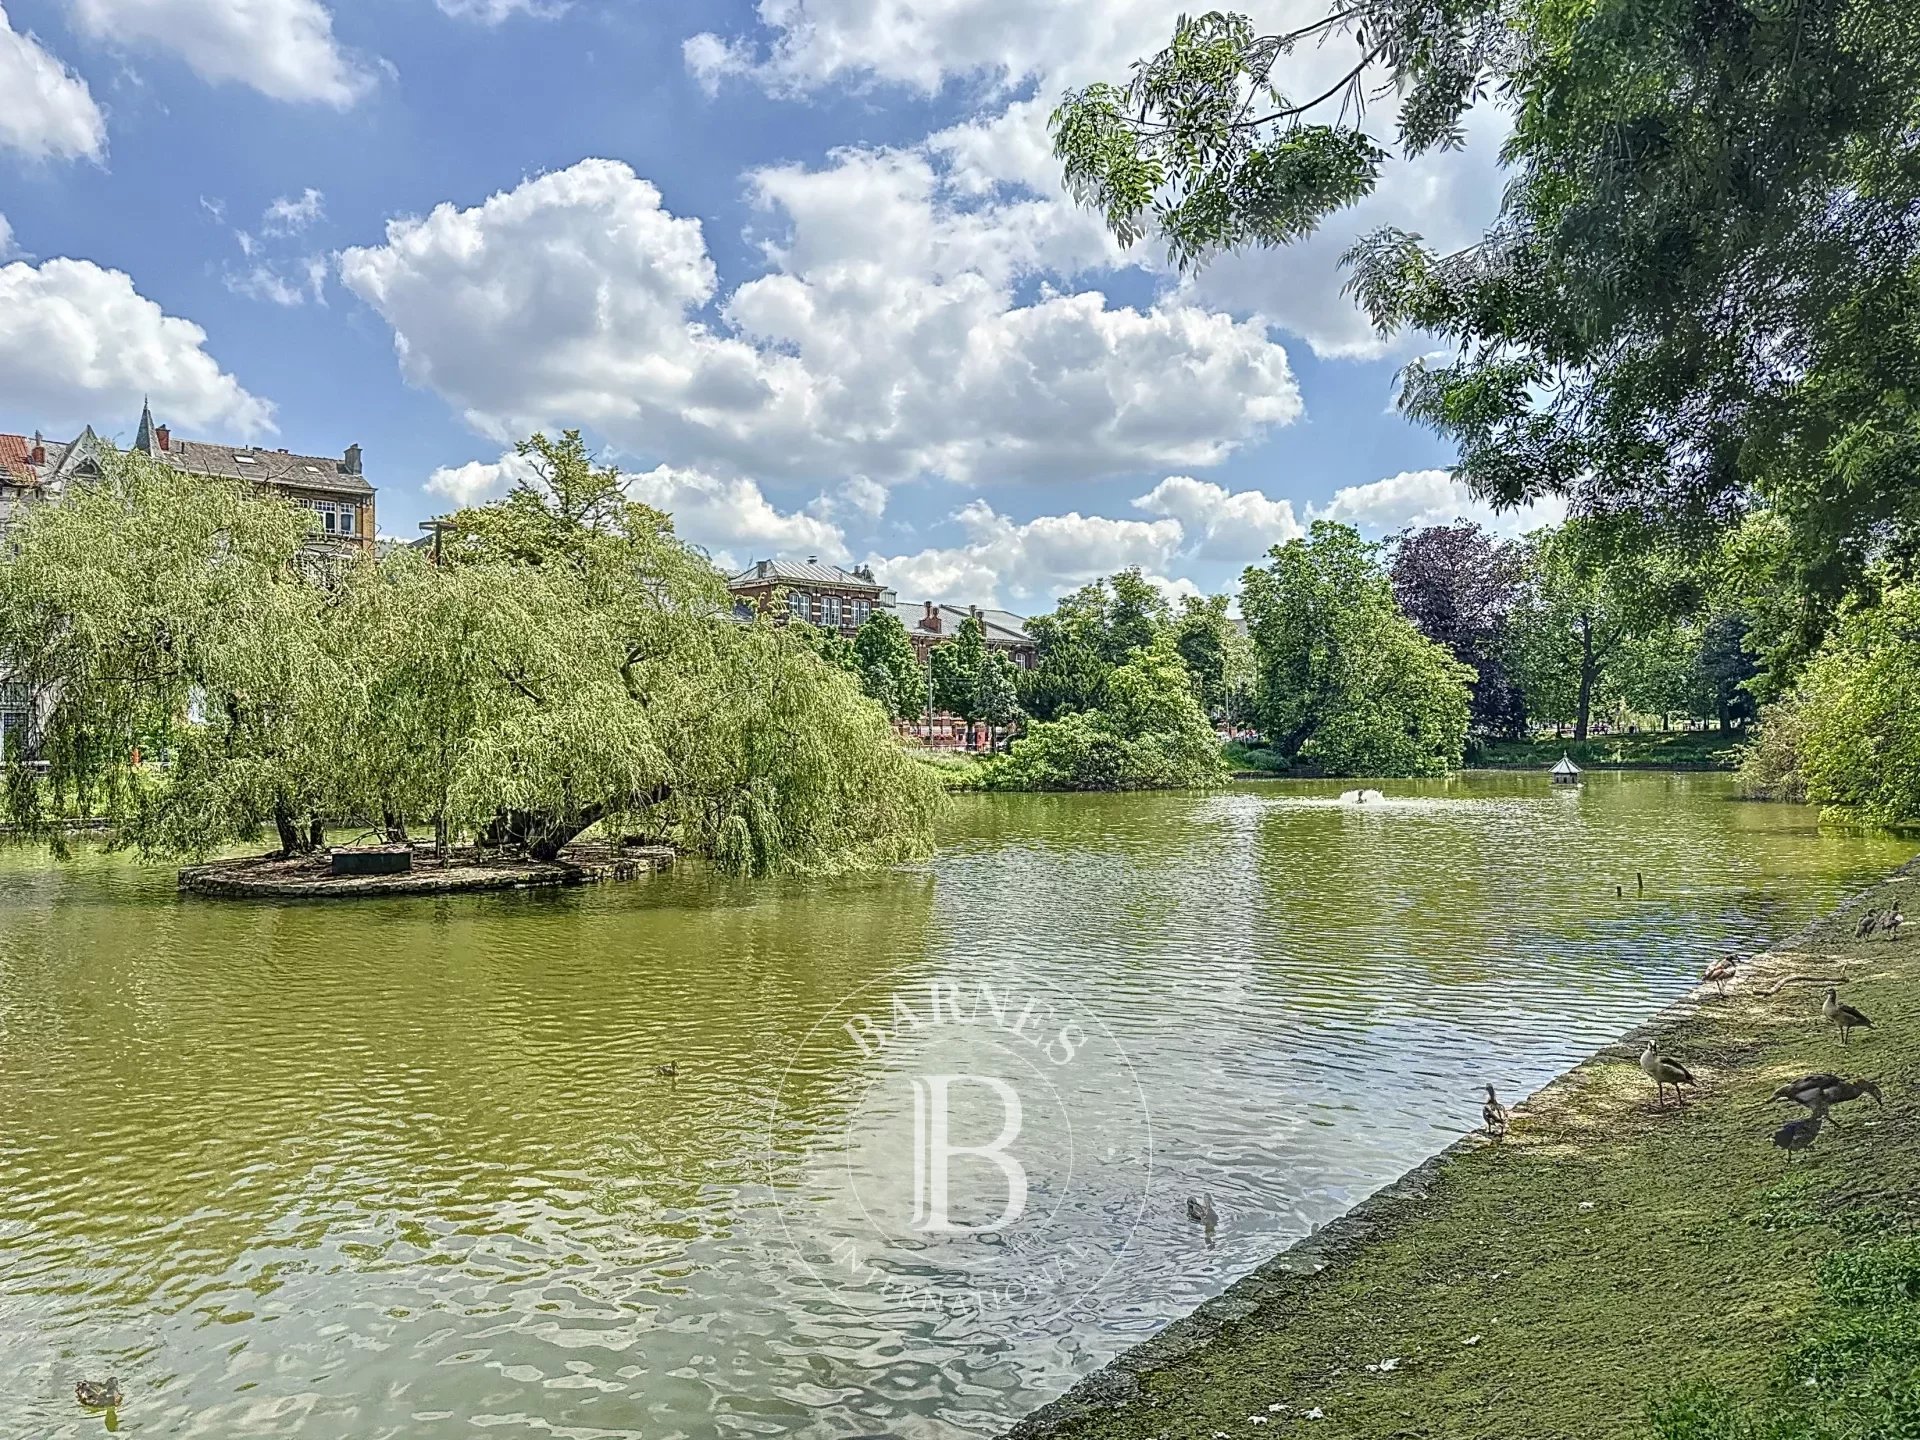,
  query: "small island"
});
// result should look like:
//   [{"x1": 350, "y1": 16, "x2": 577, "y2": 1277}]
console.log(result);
[{"x1": 177, "y1": 842, "x2": 674, "y2": 899}]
